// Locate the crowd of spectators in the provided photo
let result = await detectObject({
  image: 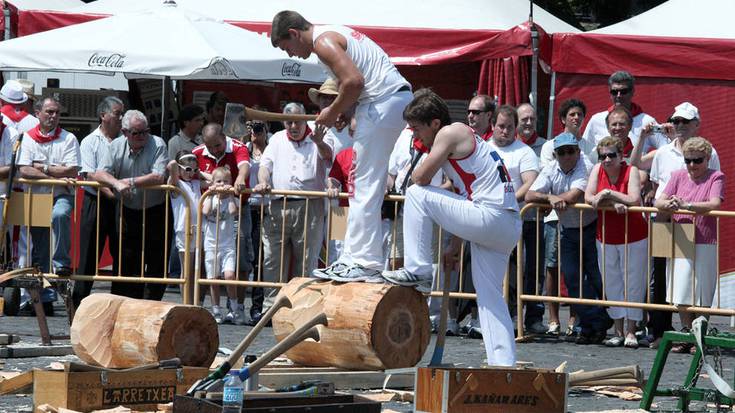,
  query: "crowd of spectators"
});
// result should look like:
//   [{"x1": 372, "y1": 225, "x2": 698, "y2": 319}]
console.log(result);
[{"x1": 0, "y1": 69, "x2": 725, "y2": 346}]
